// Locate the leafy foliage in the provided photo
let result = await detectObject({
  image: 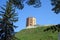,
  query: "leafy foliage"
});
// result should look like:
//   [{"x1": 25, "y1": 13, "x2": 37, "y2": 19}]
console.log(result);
[
  {"x1": 26, "y1": 0, "x2": 41, "y2": 8},
  {"x1": 9, "y1": 0, "x2": 24, "y2": 9},
  {"x1": 9, "y1": 0, "x2": 41, "y2": 9},
  {"x1": 51, "y1": 0, "x2": 60, "y2": 14},
  {"x1": 44, "y1": 24, "x2": 60, "y2": 33}
]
